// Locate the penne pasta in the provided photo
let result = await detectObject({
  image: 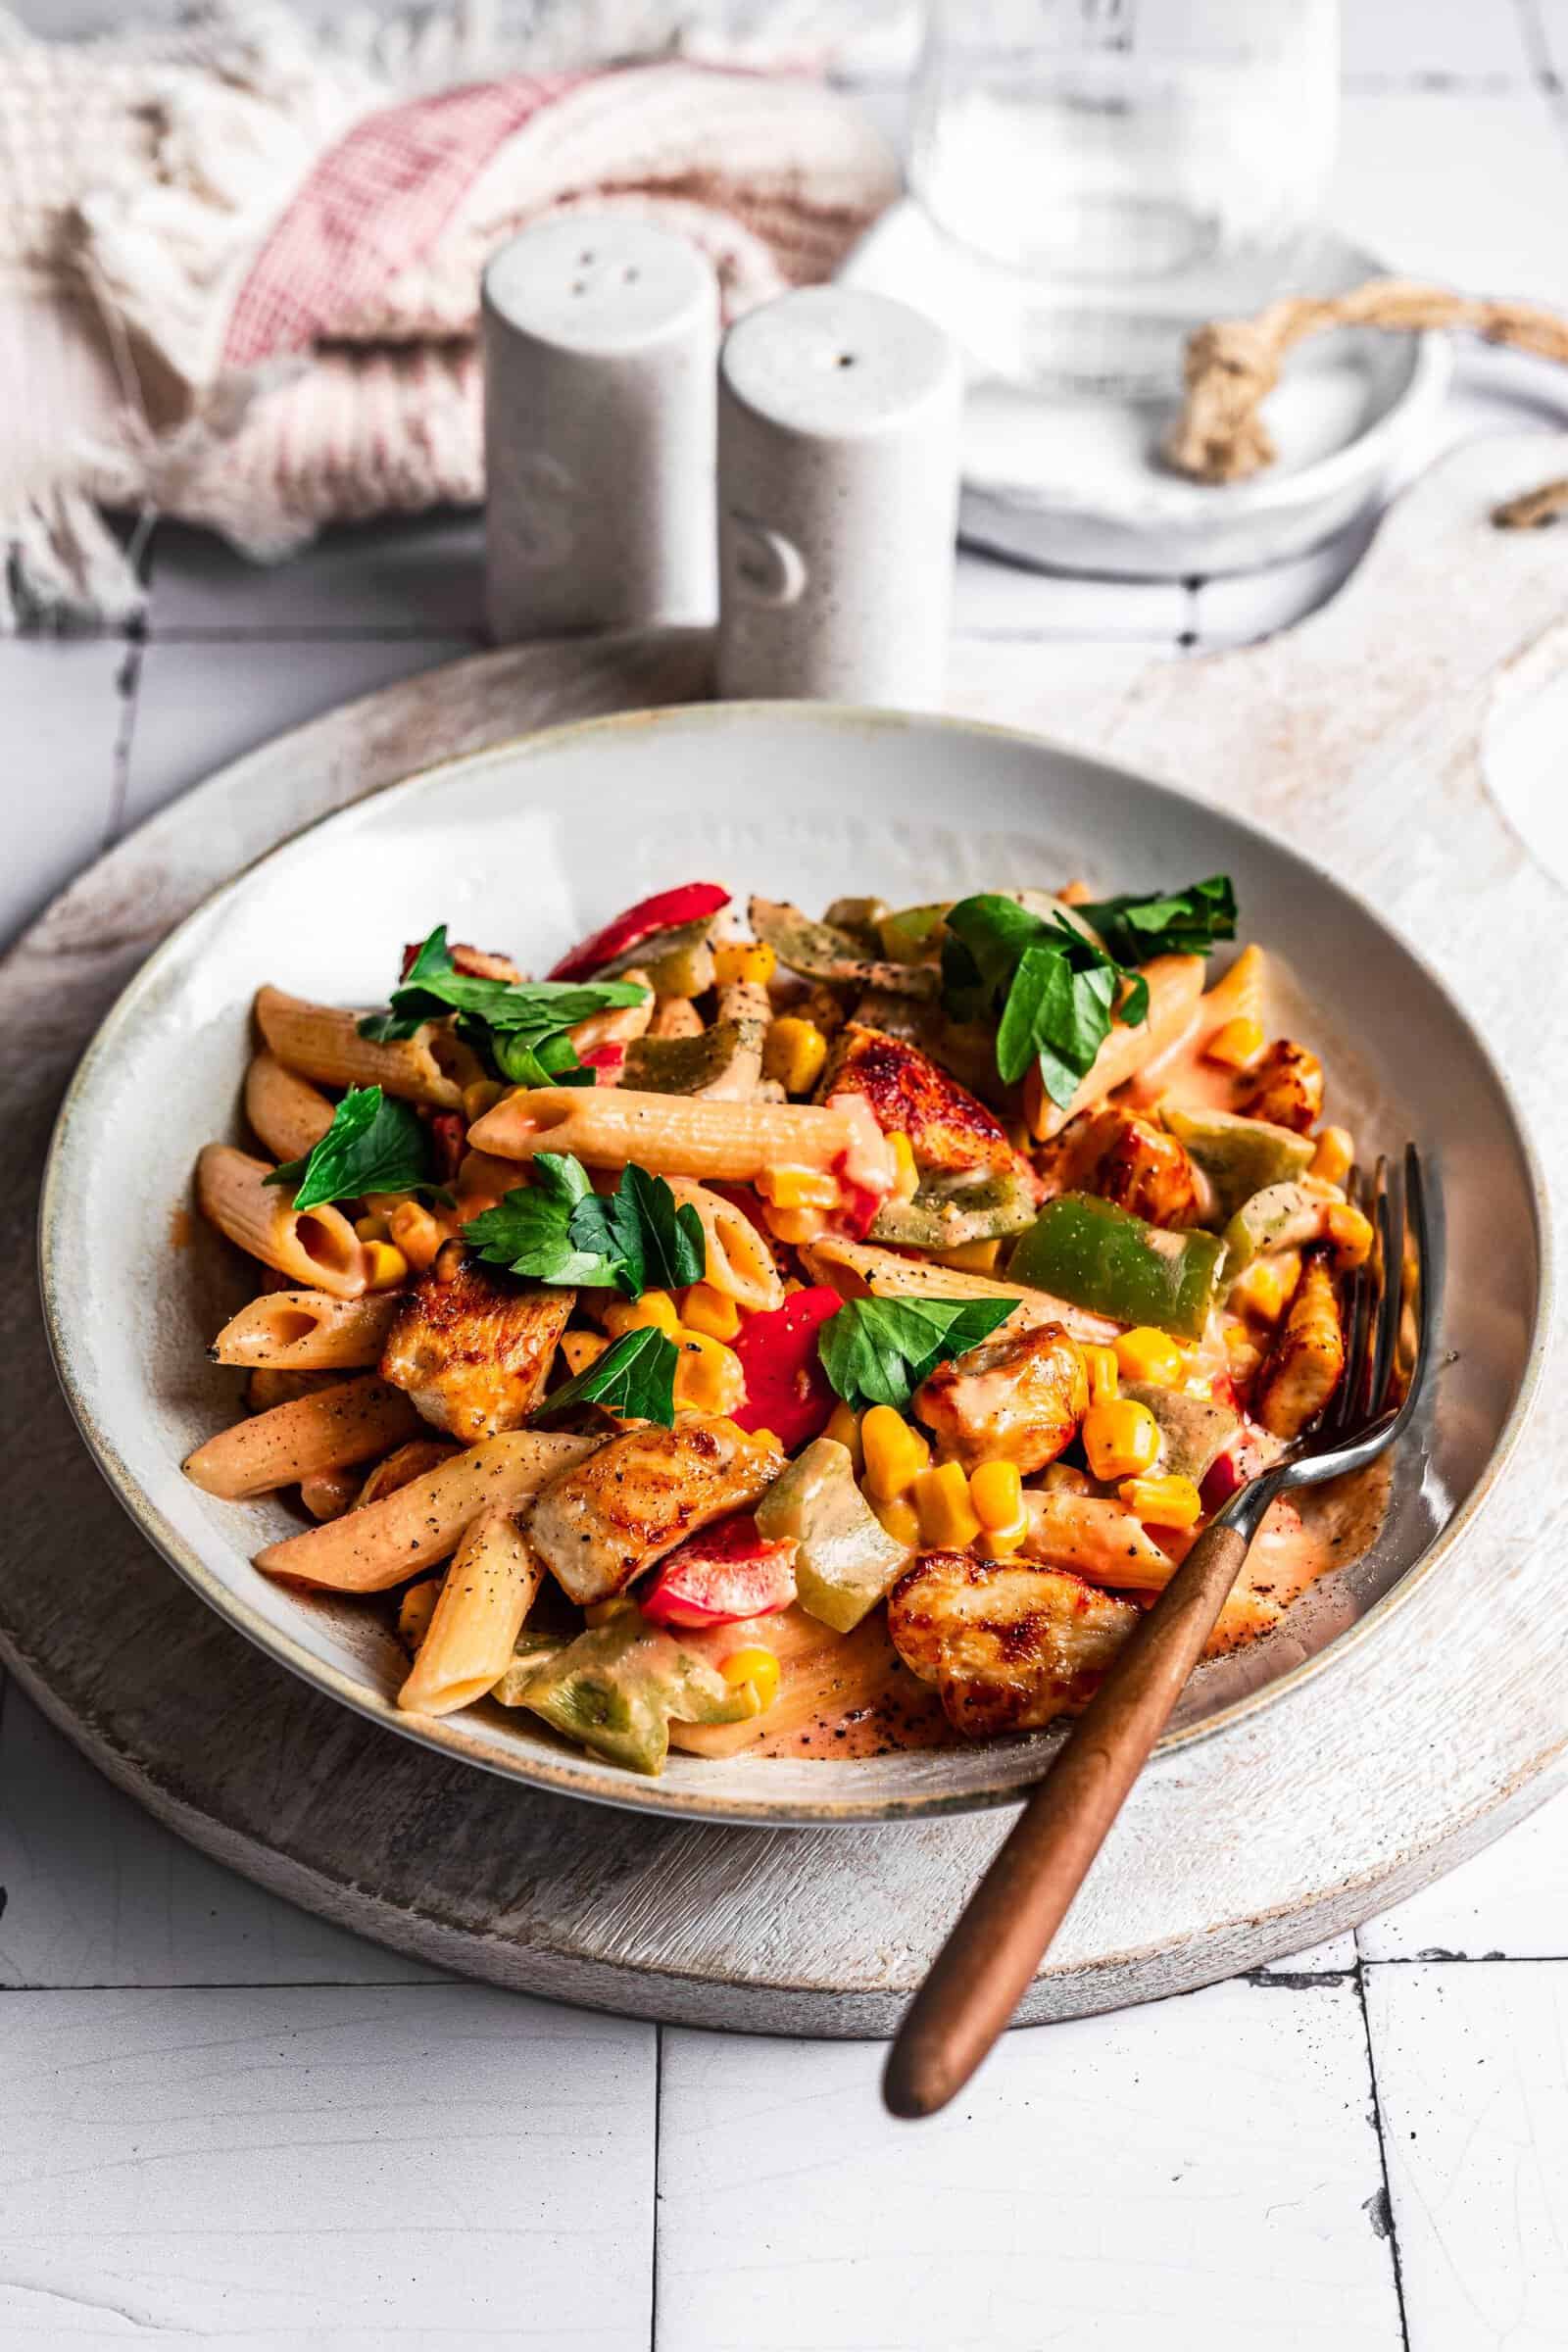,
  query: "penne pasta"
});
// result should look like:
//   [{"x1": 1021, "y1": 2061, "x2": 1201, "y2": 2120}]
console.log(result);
[
  {"x1": 255, "y1": 1429, "x2": 596, "y2": 1592},
  {"x1": 183, "y1": 1373, "x2": 421, "y2": 1498},
  {"x1": 300, "y1": 1467, "x2": 361, "y2": 1522},
  {"x1": 210, "y1": 1290, "x2": 400, "y2": 1369},
  {"x1": 800, "y1": 1234, "x2": 1119, "y2": 1347},
  {"x1": 667, "y1": 1178, "x2": 783, "y2": 1313},
  {"x1": 244, "y1": 1051, "x2": 335, "y2": 1163},
  {"x1": 468, "y1": 1085, "x2": 886, "y2": 1189},
  {"x1": 1023, "y1": 1493, "x2": 1279, "y2": 1653},
  {"x1": 1026, "y1": 954, "x2": 1205, "y2": 1139},
  {"x1": 196, "y1": 1144, "x2": 367, "y2": 1299},
  {"x1": 397, "y1": 1509, "x2": 546, "y2": 1715},
  {"x1": 246, "y1": 1367, "x2": 337, "y2": 1413},
  {"x1": 255, "y1": 984, "x2": 464, "y2": 1108},
  {"x1": 397, "y1": 1577, "x2": 443, "y2": 1654}
]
